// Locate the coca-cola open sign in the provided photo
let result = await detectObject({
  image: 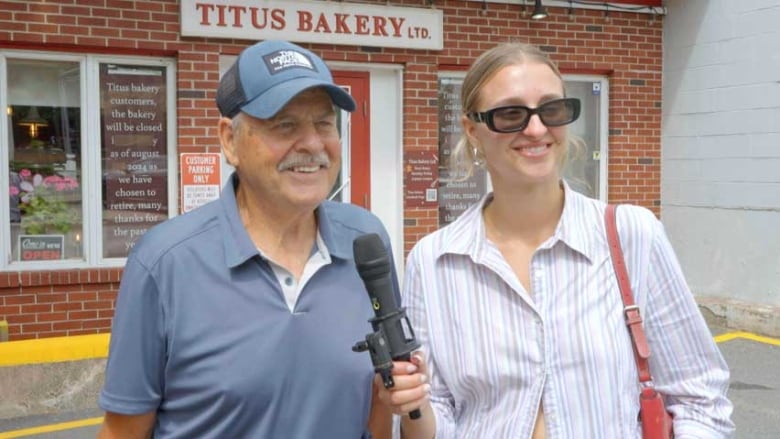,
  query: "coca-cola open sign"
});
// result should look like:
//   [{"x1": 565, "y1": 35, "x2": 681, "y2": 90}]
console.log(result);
[{"x1": 180, "y1": 0, "x2": 443, "y2": 50}]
